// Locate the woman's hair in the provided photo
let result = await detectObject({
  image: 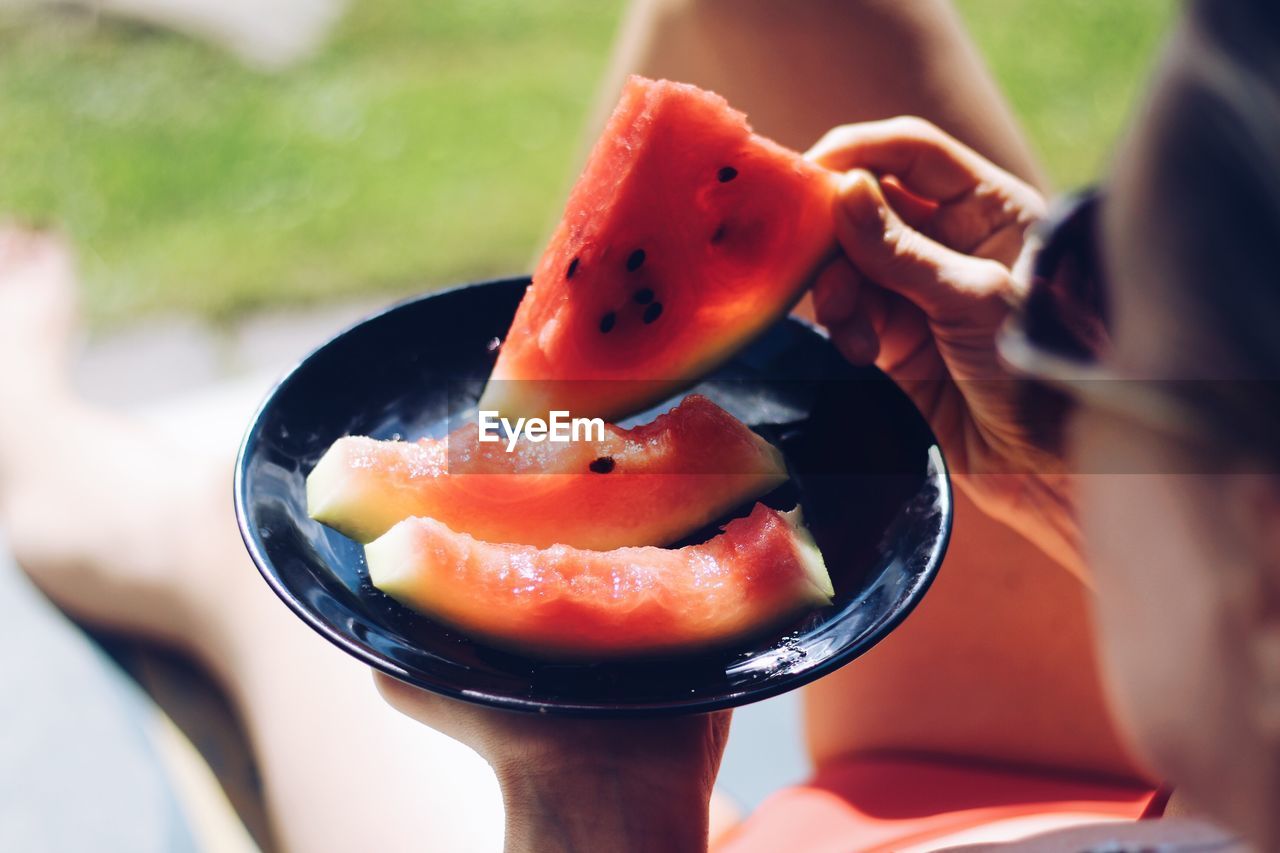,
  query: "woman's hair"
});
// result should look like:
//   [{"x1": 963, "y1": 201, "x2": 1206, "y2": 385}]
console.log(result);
[{"x1": 1146, "y1": 0, "x2": 1280, "y2": 460}]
